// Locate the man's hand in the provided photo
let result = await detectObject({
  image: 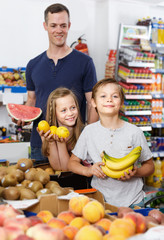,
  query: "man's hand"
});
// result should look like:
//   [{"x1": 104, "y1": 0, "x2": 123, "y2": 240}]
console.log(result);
[{"x1": 11, "y1": 117, "x2": 31, "y2": 126}]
